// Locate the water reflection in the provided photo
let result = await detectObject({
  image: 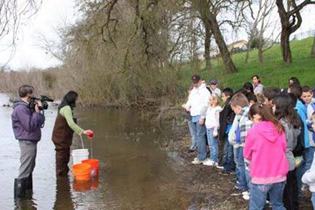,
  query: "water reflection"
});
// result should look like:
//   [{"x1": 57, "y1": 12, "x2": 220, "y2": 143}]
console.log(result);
[
  {"x1": 53, "y1": 176, "x2": 74, "y2": 210},
  {"x1": 73, "y1": 177, "x2": 99, "y2": 192},
  {"x1": 14, "y1": 198, "x2": 37, "y2": 210},
  {"x1": 1, "y1": 104, "x2": 191, "y2": 210}
]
